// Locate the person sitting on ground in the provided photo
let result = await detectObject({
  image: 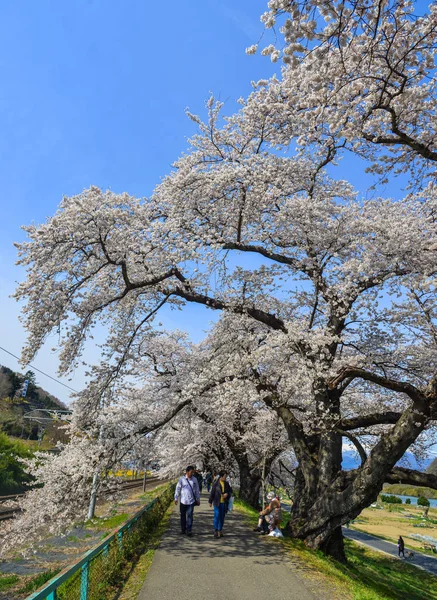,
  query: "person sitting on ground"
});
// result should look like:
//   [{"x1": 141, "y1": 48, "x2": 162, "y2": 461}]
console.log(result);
[{"x1": 253, "y1": 491, "x2": 282, "y2": 534}]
